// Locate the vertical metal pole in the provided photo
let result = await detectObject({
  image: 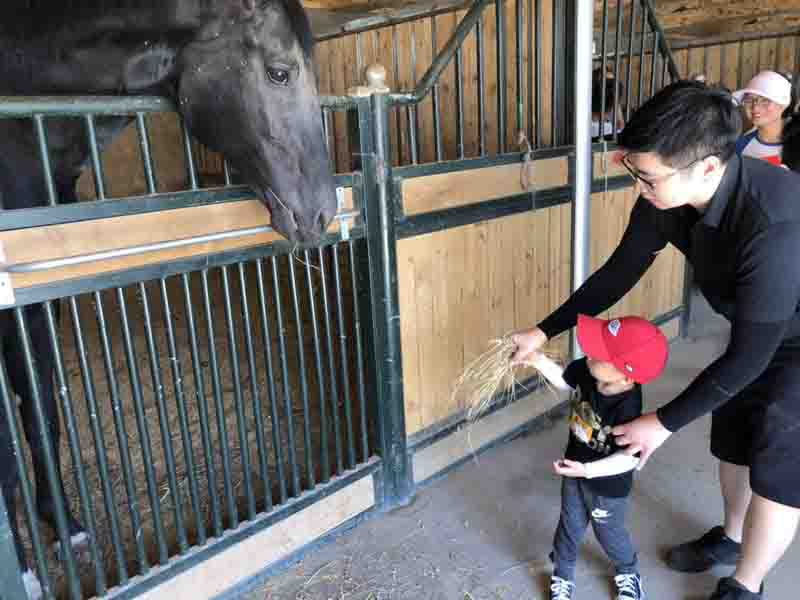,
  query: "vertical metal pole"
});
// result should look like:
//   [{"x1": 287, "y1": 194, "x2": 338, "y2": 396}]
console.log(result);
[
  {"x1": 136, "y1": 113, "x2": 159, "y2": 194},
  {"x1": 321, "y1": 246, "x2": 345, "y2": 474},
  {"x1": 0, "y1": 490, "x2": 26, "y2": 600},
  {"x1": 599, "y1": 0, "x2": 609, "y2": 134},
  {"x1": 534, "y1": 0, "x2": 542, "y2": 147},
  {"x1": 287, "y1": 258, "x2": 315, "y2": 490},
  {"x1": 431, "y1": 17, "x2": 443, "y2": 162},
  {"x1": 613, "y1": 0, "x2": 624, "y2": 141},
  {"x1": 14, "y1": 308, "x2": 83, "y2": 600},
  {"x1": 626, "y1": 0, "x2": 637, "y2": 121},
  {"x1": 33, "y1": 115, "x2": 58, "y2": 206},
  {"x1": 496, "y1": 0, "x2": 507, "y2": 153},
  {"x1": 85, "y1": 114, "x2": 108, "y2": 200},
  {"x1": 303, "y1": 250, "x2": 330, "y2": 483},
  {"x1": 572, "y1": 0, "x2": 593, "y2": 360},
  {"x1": 237, "y1": 264, "x2": 273, "y2": 509},
  {"x1": 455, "y1": 45, "x2": 465, "y2": 159},
  {"x1": 69, "y1": 292, "x2": 128, "y2": 585},
  {"x1": 200, "y1": 270, "x2": 238, "y2": 527},
  {"x1": 160, "y1": 278, "x2": 206, "y2": 545},
  {"x1": 116, "y1": 289, "x2": 169, "y2": 565},
  {"x1": 181, "y1": 273, "x2": 223, "y2": 537},
  {"x1": 42, "y1": 301, "x2": 106, "y2": 592},
  {"x1": 271, "y1": 256, "x2": 301, "y2": 498},
  {"x1": 139, "y1": 282, "x2": 187, "y2": 551},
  {"x1": 0, "y1": 355, "x2": 49, "y2": 597},
  {"x1": 181, "y1": 120, "x2": 200, "y2": 190},
  {"x1": 220, "y1": 266, "x2": 256, "y2": 520},
  {"x1": 255, "y1": 259, "x2": 288, "y2": 504},
  {"x1": 360, "y1": 95, "x2": 412, "y2": 504},
  {"x1": 516, "y1": 0, "x2": 524, "y2": 137},
  {"x1": 527, "y1": 0, "x2": 534, "y2": 144},
  {"x1": 477, "y1": 17, "x2": 487, "y2": 156},
  {"x1": 637, "y1": 0, "x2": 647, "y2": 108},
  {"x1": 650, "y1": 30, "x2": 660, "y2": 97}
]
